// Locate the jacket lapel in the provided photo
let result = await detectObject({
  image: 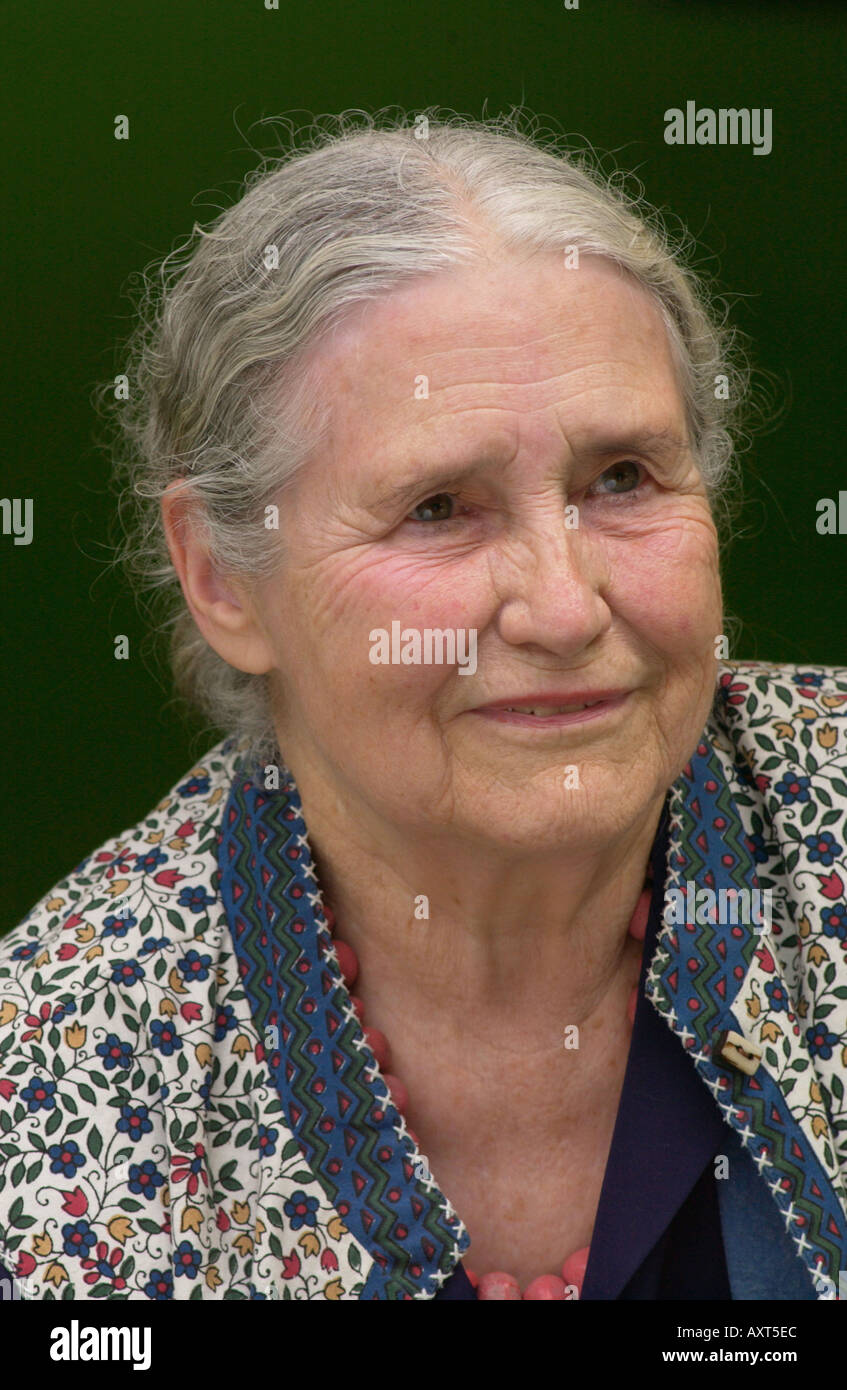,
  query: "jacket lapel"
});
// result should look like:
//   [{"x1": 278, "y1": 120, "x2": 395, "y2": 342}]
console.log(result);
[
  {"x1": 218, "y1": 760, "x2": 469, "y2": 1299},
  {"x1": 648, "y1": 720, "x2": 847, "y2": 1295}
]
